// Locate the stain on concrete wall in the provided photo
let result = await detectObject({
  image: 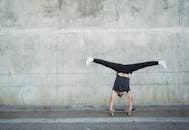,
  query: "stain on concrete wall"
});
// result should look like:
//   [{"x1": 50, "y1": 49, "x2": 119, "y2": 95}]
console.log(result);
[{"x1": 78, "y1": 0, "x2": 104, "y2": 17}]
